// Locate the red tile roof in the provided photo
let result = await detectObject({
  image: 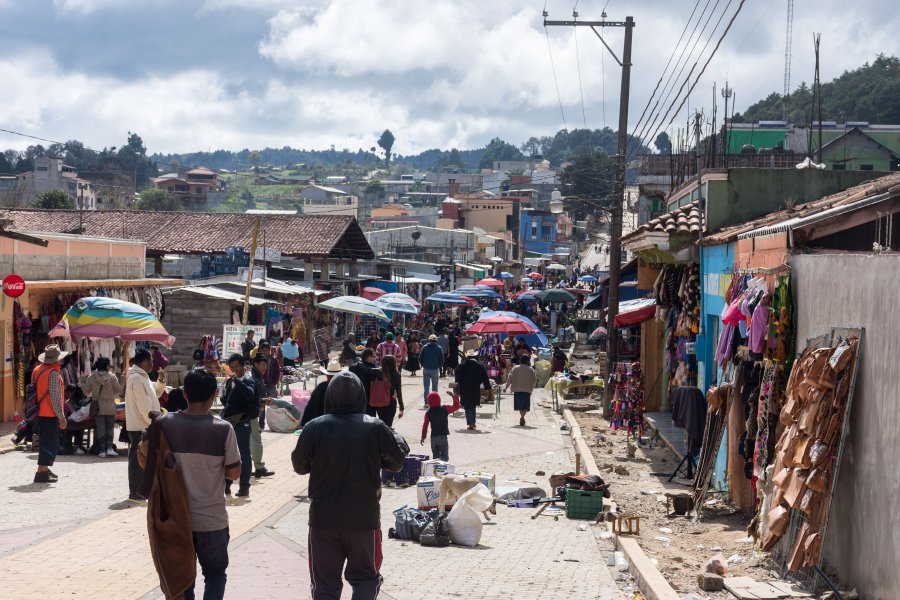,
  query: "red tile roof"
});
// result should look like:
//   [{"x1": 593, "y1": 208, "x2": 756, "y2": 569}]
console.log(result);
[
  {"x1": 0, "y1": 209, "x2": 374, "y2": 259},
  {"x1": 623, "y1": 200, "x2": 704, "y2": 242}
]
